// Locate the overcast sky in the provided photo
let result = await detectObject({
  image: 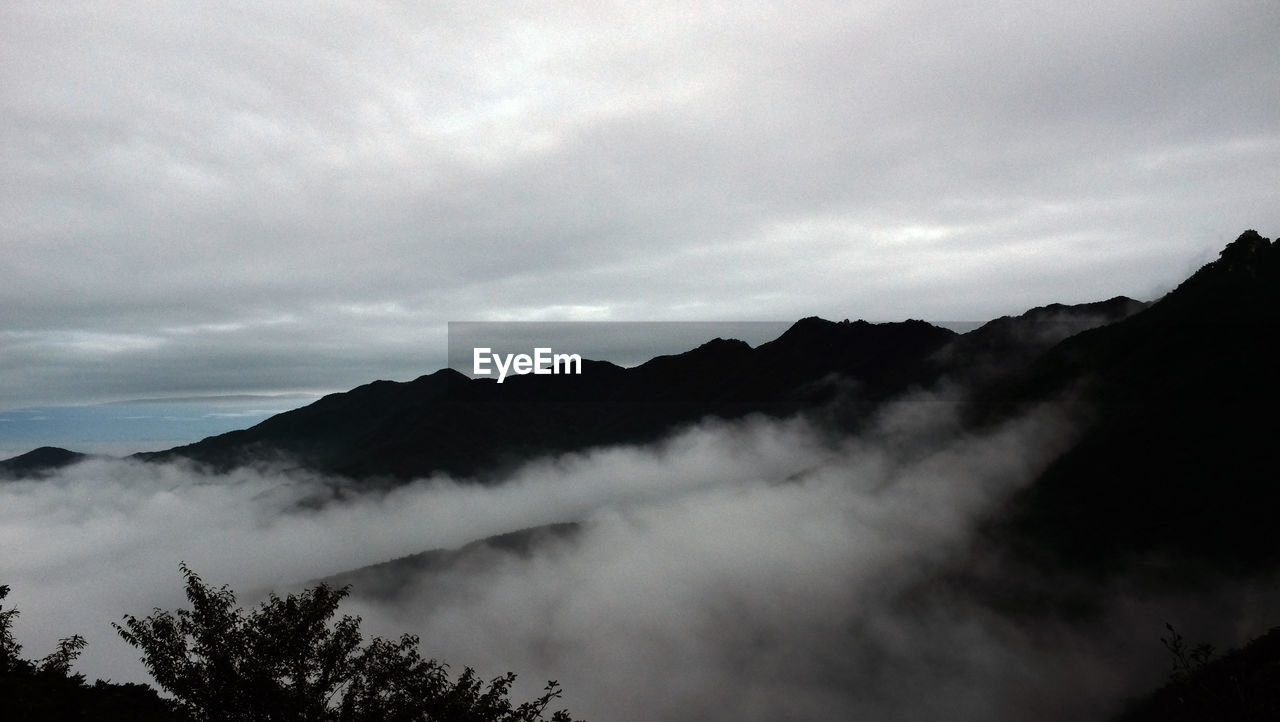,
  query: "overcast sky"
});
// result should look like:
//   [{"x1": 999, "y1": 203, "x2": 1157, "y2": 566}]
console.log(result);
[{"x1": 3, "y1": 1, "x2": 1279, "y2": 409}]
